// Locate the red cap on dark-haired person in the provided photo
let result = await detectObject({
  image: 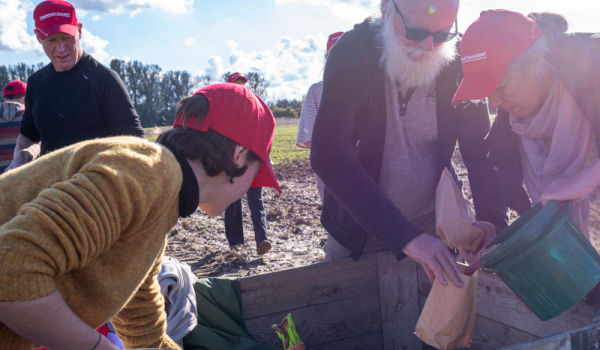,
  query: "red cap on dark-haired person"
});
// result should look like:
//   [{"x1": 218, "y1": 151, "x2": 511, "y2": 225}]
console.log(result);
[
  {"x1": 327, "y1": 31, "x2": 344, "y2": 51},
  {"x1": 173, "y1": 83, "x2": 281, "y2": 193},
  {"x1": 452, "y1": 10, "x2": 543, "y2": 105},
  {"x1": 34, "y1": 0, "x2": 79, "y2": 41},
  {"x1": 3, "y1": 81, "x2": 27, "y2": 97},
  {"x1": 227, "y1": 72, "x2": 248, "y2": 84}
]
